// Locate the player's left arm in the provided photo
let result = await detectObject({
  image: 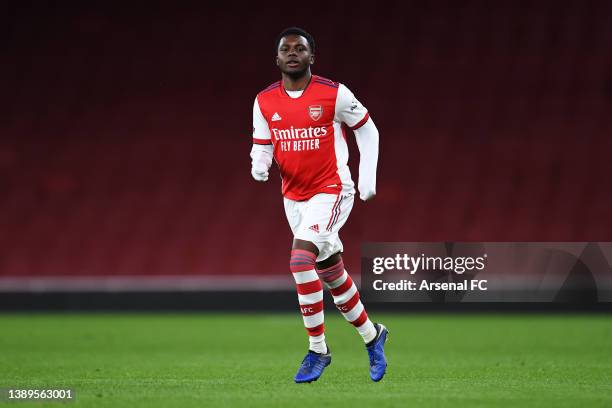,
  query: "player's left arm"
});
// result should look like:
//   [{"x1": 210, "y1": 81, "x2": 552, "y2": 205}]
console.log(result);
[{"x1": 335, "y1": 84, "x2": 379, "y2": 201}]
